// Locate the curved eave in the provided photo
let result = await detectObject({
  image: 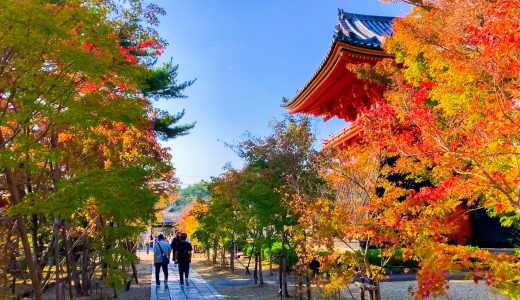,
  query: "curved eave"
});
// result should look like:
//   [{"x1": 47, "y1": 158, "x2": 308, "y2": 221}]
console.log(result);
[{"x1": 285, "y1": 40, "x2": 391, "y2": 113}]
